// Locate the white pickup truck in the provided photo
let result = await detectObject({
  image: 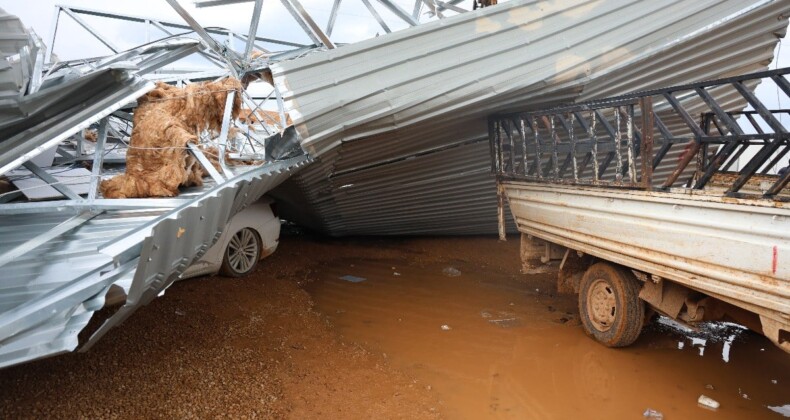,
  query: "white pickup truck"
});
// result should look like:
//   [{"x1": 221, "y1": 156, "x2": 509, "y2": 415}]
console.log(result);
[{"x1": 490, "y1": 69, "x2": 790, "y2": 352}]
